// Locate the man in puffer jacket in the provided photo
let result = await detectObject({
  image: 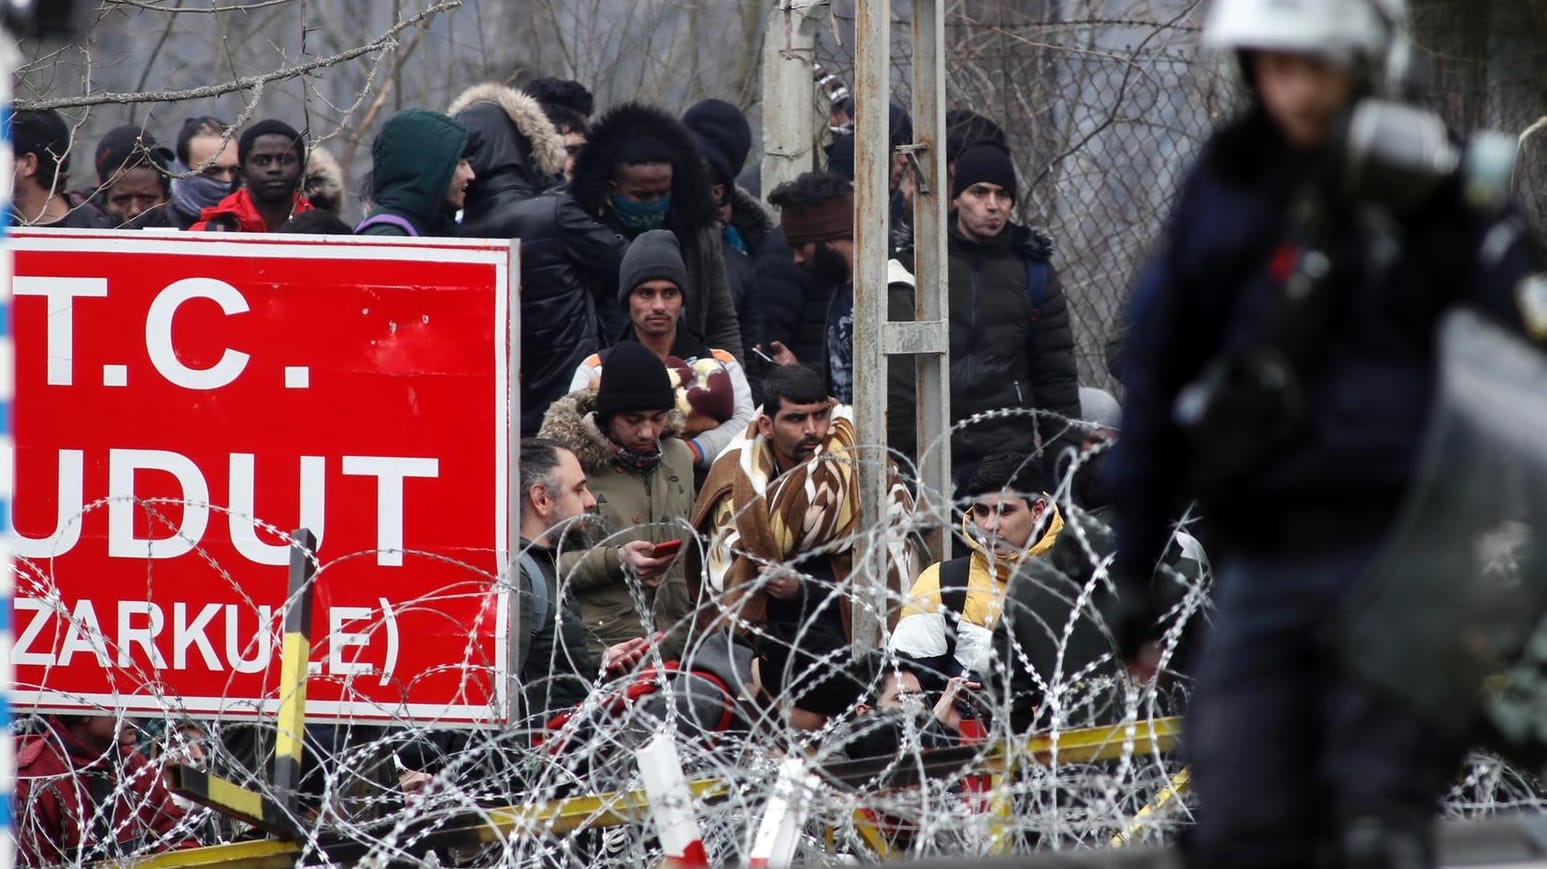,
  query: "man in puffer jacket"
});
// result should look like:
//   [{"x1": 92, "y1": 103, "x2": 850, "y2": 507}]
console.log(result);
[
  {"x1": 356, "y1": 109, "x2": 473, "y2": 237},
  {"x1": 568, "y1": 101, "x2": 743, "y2": 360},
  {"x1": 892, "y1": 142, "x2": 1080, "y2": 487},
  {"x1": 449, "y1": 82, "x2": 629, "y2": 436}
]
